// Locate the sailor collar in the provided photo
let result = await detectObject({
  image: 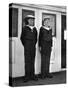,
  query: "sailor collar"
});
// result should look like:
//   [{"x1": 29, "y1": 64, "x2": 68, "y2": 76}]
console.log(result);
[
  {"x1": 26, "y1": 25, "x2": 34, "y2": 30},
  {"x1": 43, "y1": 26, "x2": 51, "y2": 31}
]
